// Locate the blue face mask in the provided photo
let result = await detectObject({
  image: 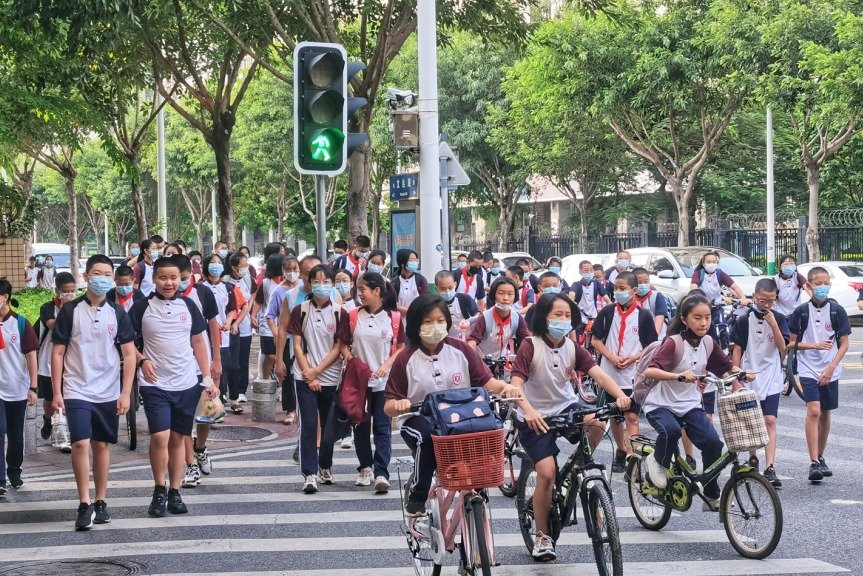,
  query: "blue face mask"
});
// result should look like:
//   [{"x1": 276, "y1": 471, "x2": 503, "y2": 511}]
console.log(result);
[
  {"x1": 781, "y1": 265, "x2": 796, "y2": 276},
  {"x1": 549, "y1": 266, "x2": 561, "y2": 275},
  {"x1": 614, "y1": 290, "x2": 633, "y2": 304},
  {"x1": 636, "y1": 283, "x2": 650, "y2": 297},
  {"x1": 455, "y1": 262, "x2": 467, "y2": 270},
  {"x1": 208, "y1": 263, "x2": 224, "y2": 277},
  {"x1": 356, "y1": 250, "x2": 371, "y2": 260},
  {"x1": 130, "y1": 248, "x2": 140, "y2": 257},
  {"x1": 406, "y1": 261, "x2": 419, "y2": 272},
  {"x1": 116, "y1": 285, "x2": 134, "y2": 297},
  {"x1": 812, "y1": 285, "x2": 830, "y2": 302},
  {"x1": 543, "y1": 286, "x2": 561, "y2": 295},
  {"x1": 88, "y1": 276, "x2": 114, "y2": 296},
  {"x1": 617, "y1": 259, "x2": 630, "y2": 269},
  {"x1": 581, "y1": 272, "x2": 593, "y2": 283},
  {"x1": 547, "y1": 319, "x2": 571, "y2": 340},
  {"x1": 217, "y1": 249, "x2": 229, "y2": 259},
  {"x1": 439, "y1": 290, "x2": 456, "y2": 302},
  {"x1": 335, "y1": 282, "x2": 352, "y2": 296},
  {"x1": 490, "y1": 267, "x2": 501, "y2": 275},
  {"x1": 312, "y1": 284, "x2": 332, "y2": 299},
  {"x1": 368, "y1": 263, "x2": 383, "y2": 274},
  {"x1": 179, "y1": 280, "x2": 190, "y2": 292},
  {"x1": 149, "y1": 250, "x2": 160, "y2": 261}
]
